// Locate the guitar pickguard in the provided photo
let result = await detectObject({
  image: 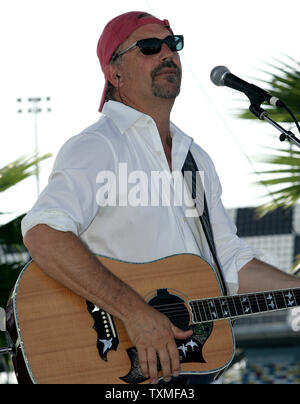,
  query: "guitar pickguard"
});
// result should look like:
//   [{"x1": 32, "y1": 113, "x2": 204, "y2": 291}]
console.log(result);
[
  {"x1": 120, "y1": 322, "x2": 213, "y2": 384},
  {"x1": 120, "y1": 288, "x2": 213, "y2": 384}
]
